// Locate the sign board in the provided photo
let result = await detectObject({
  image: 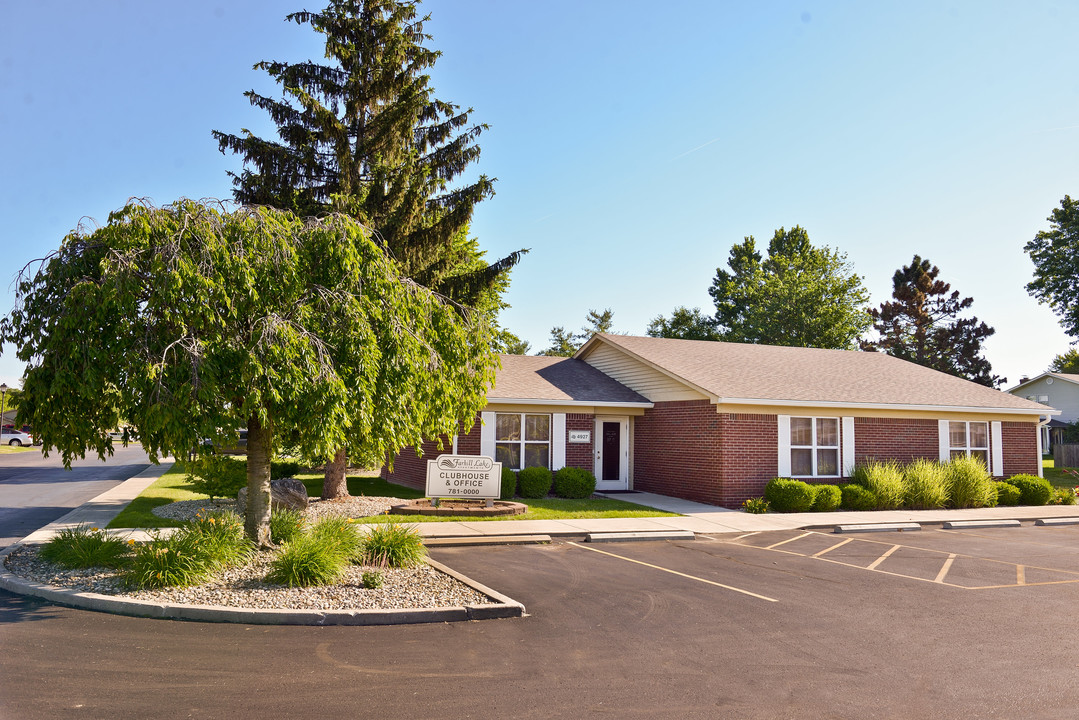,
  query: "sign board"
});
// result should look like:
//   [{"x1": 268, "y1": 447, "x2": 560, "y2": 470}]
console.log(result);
[
  {"x1": 569, "y1": 430, "x2": 591, "y2": 444},
  {"x1": 426, "y1": 455, "x2": 501, "y2": 500}
]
